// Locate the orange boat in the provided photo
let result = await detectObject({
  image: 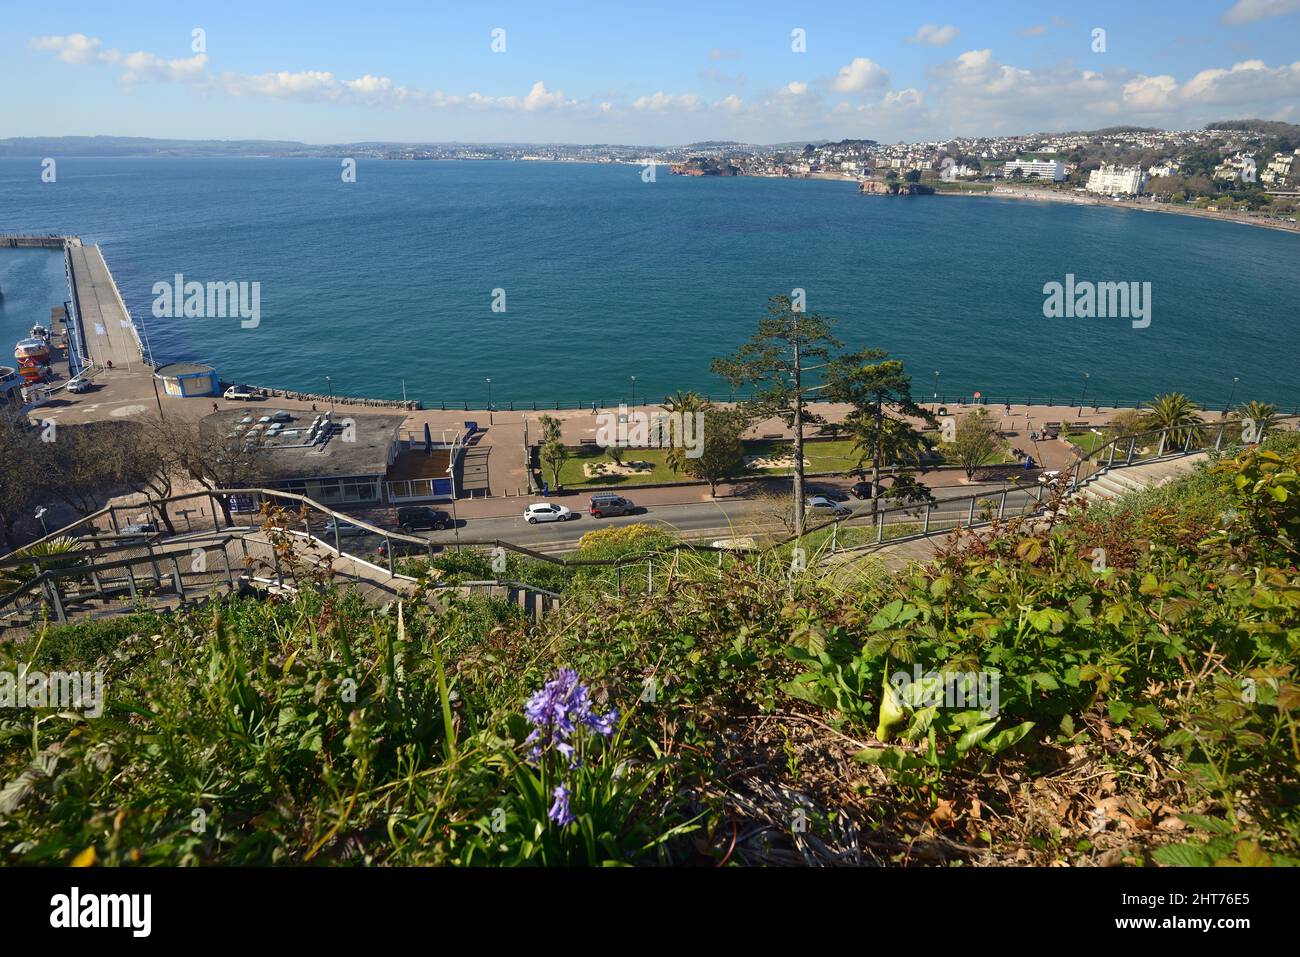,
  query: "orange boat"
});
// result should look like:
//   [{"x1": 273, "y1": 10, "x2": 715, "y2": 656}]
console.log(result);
[{"x1": 14, "y1": 337, "x2": 51, "y2": 383}]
